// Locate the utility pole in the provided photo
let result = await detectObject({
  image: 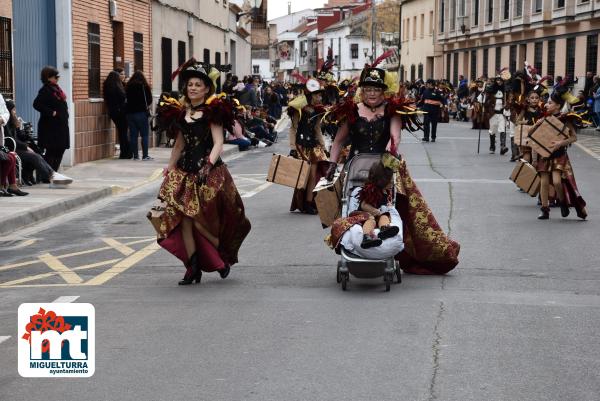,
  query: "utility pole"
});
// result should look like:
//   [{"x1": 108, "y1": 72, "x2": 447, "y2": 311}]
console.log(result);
[{"x1": 371, "y1": 0, "x2": 377, "y2": 61}]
